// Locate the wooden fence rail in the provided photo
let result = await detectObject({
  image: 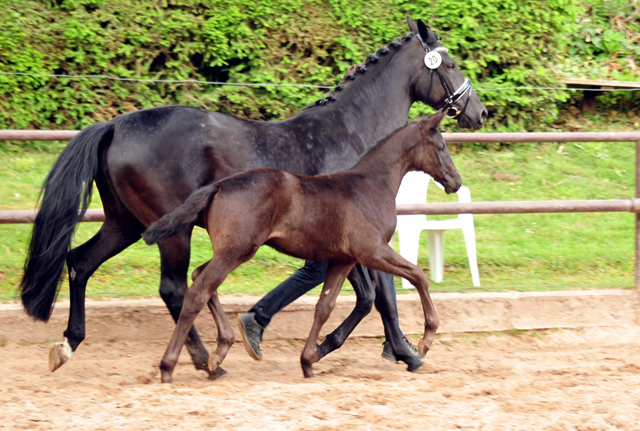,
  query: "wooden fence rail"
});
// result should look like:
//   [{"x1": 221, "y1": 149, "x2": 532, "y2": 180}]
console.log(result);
[{"x1": 3, "y1": 130, "x2": 640, "y2": 293}]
